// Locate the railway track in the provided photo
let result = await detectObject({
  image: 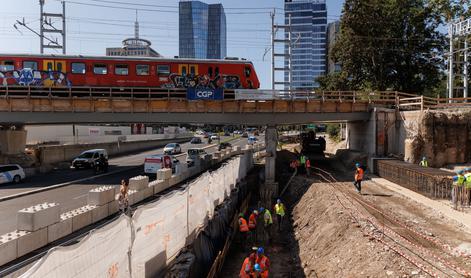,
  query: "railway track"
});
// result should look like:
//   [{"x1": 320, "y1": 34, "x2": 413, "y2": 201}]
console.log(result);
[{"x1": 311, "y1": 166, "x2": 471, "y2": 278}]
